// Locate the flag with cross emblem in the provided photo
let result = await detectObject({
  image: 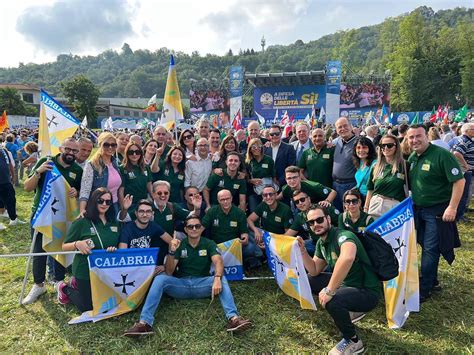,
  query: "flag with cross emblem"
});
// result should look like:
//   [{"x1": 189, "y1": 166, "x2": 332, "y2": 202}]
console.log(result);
[{"x1": 69, "y1": 248, "x2": 159, "y2": 324}]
